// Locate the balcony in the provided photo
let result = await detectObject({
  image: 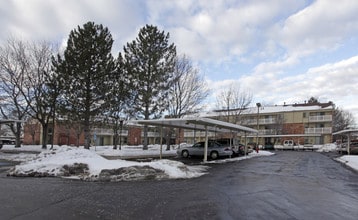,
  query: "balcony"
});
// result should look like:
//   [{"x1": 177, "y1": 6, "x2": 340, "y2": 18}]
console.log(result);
[
  {"x1": 243, "y1": 118, "x2": 277, "y2": 125},
  {"x1": 305, "y1": 127, "x2": 332, "y2": 134},
  {"x1": 309, "y1": 115, "x2": 332, "y2": 122},
  {"x1": 259, "y1": 129, "x2": 277, "y2": 135},
  {"x1": 92, "y1": 128, "x2": 128, "y2": 136},
  {"x1": 183, "y1": 131, "x2": 216, "y2": 138},
  {"x1": 143, "y1": 132, "x2": 160, "y2": 137}
]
